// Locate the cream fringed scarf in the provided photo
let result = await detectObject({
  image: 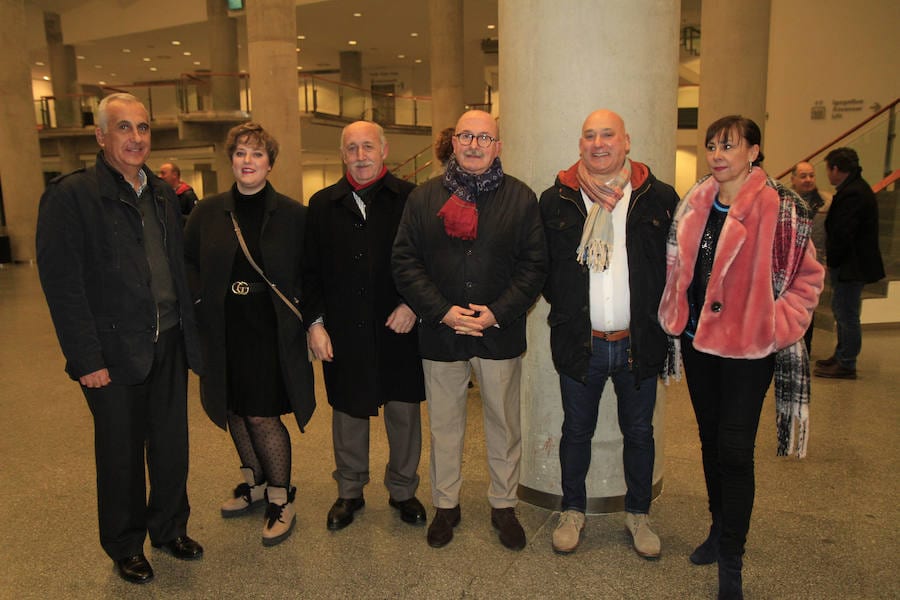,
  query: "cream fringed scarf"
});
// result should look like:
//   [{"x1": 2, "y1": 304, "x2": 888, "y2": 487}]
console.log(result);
[{"x1": 573, "y1": 159, "x2": 631, "y2": 272}]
